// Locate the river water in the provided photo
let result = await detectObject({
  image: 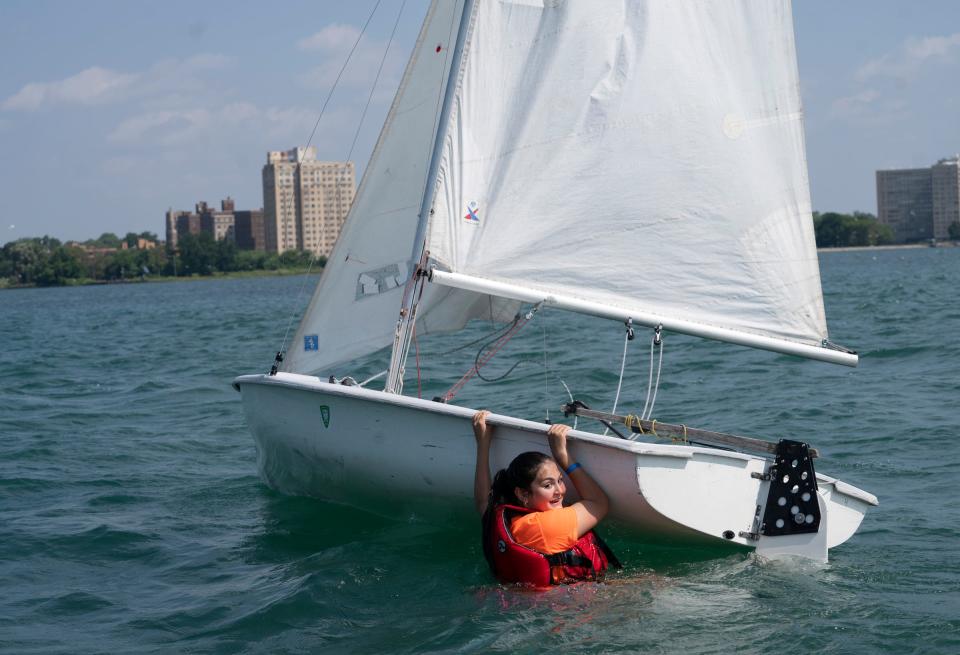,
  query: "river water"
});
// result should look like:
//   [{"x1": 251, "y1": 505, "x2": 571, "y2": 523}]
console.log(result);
[{"x1": 1, "y1": 247, "x2": 958, "y2": 654}]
